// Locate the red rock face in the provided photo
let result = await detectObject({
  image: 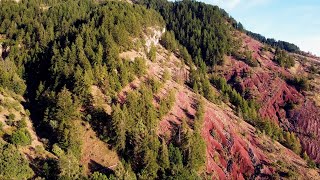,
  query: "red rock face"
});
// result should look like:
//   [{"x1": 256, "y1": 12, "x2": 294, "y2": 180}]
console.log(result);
[
  {"x1": 220, "y1": 33, "x2": 320, "y2": 163},
  {"x1": 160, "y1": 88, "x2": 275, "y2": 179},
  {"x1": 223, "y1": 57, "x2": 302, "y2": 123},
  {"x1": 290, "y1": 100, "x2": 320, "y2": 163}
]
